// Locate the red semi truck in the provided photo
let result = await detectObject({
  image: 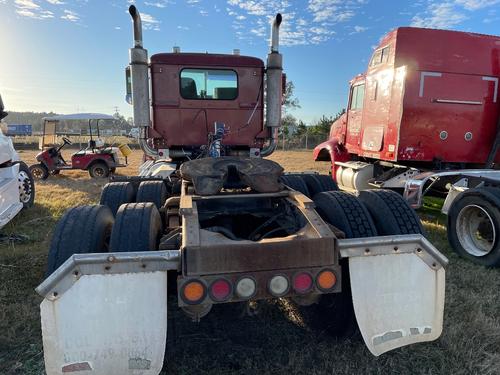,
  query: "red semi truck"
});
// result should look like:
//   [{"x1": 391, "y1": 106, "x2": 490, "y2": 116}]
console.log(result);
[
  {"x1": 35, "y1": 7, "x2": 448, "y2": 374},
  {"x1": 314, "y1": 27, "x2": 500, "y2": 266},
  {"x1": 314, "y1": 27, "x2": 500, "y2": 188}
]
